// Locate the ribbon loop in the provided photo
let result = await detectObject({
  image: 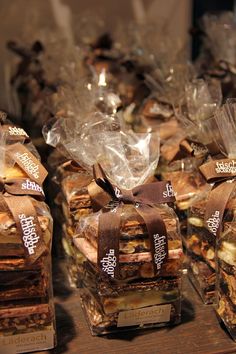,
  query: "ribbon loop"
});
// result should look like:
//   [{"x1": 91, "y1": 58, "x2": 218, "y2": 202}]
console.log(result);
[{"x1": 93, "y1": 163, "x2": 116, "y2": 199}]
